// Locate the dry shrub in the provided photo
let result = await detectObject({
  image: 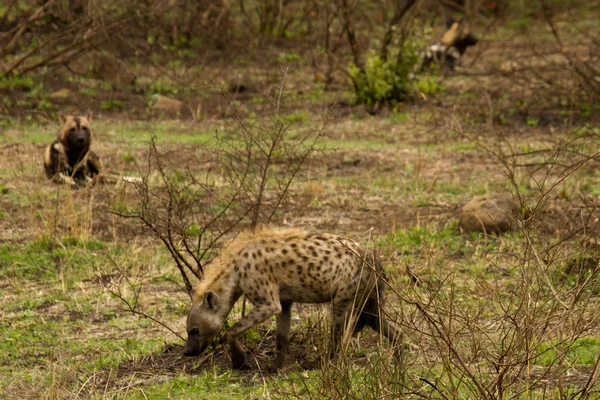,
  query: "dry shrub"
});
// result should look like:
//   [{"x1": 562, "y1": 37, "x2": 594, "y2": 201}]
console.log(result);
[
  {"x1": 31, "y1": 184, "x2": 95, "y2": 243},
  {"x1": 274, "y1": 123, "x2": 600, "y2": 399},
  {"x1": 106, "y1": 80, "x2": 324, "y2": 339}
]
